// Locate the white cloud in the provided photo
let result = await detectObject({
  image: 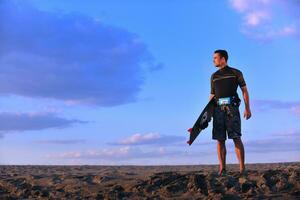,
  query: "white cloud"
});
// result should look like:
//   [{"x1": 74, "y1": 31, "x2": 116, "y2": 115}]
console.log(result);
[{"x1": 119, "y1": 132, "x2": 160, "y2": 145}]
